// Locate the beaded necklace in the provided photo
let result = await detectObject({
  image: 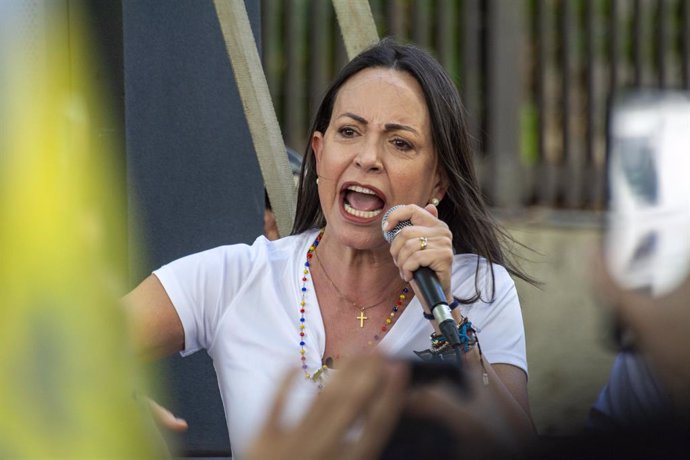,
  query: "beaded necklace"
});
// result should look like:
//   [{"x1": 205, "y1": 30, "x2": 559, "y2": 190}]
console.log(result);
[{"x1": 298, "y1": 229, "x2": 410, "y2": 387}]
